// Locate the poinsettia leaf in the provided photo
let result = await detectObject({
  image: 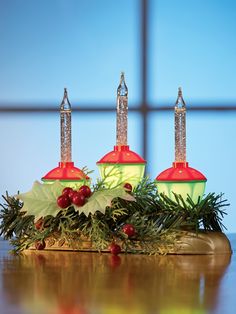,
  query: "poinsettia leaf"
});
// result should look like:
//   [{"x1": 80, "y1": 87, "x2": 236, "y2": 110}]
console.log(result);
[
  {"x1": 17, "y1": 181, "x2": 64, "y2": 221},
  {"x1": 74, "y1": 188, "x2": 135, "y2": 216}
]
